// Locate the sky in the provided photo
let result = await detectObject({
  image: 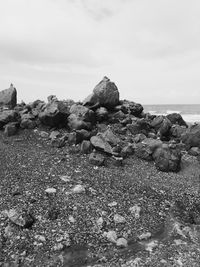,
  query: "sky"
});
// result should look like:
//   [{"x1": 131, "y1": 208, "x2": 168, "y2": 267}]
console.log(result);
[{"x1": 0, "y1": 0, "x2": 200, "y2": 104}]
